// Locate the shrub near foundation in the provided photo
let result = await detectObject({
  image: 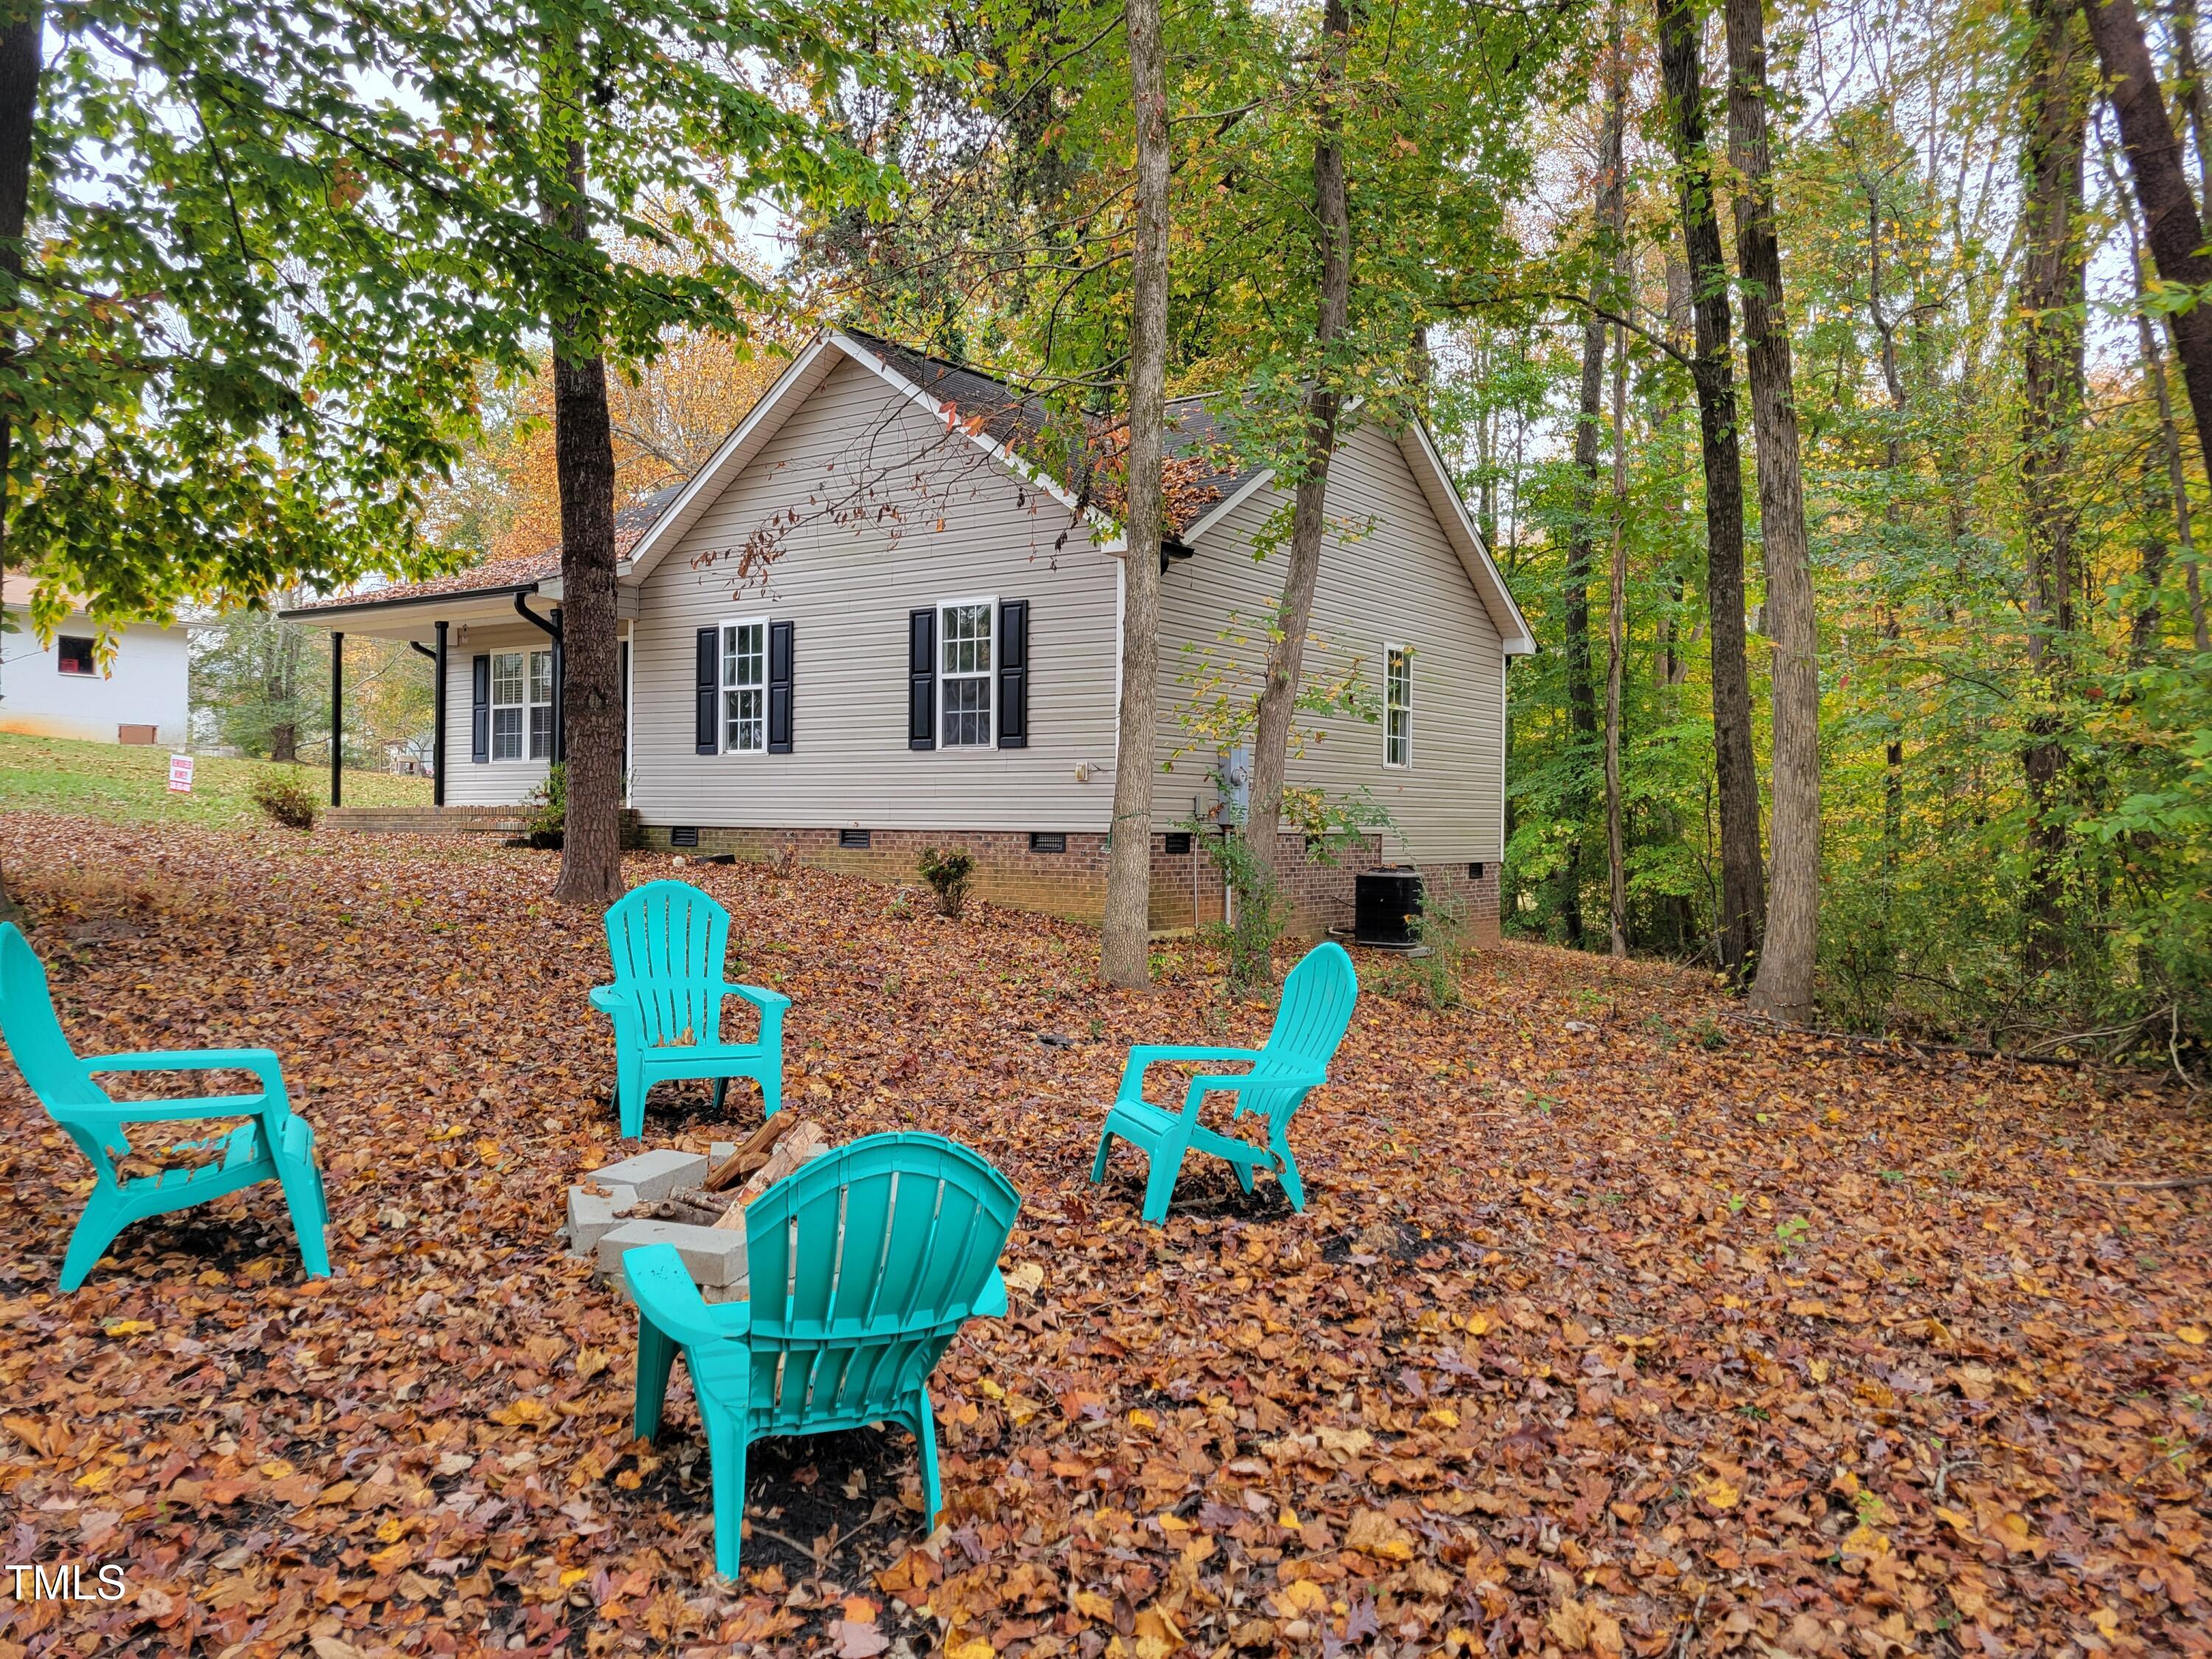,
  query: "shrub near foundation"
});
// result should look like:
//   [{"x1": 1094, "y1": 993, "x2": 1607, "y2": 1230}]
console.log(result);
[{"x1": 917, "y1": 846, "x2": 975, "y2": 918}]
